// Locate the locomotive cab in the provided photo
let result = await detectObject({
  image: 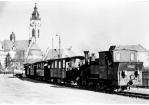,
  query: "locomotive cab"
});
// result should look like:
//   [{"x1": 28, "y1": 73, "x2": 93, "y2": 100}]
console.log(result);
[{"x1": 99, "y1": 49, "x2": 143, "y2": 90}]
